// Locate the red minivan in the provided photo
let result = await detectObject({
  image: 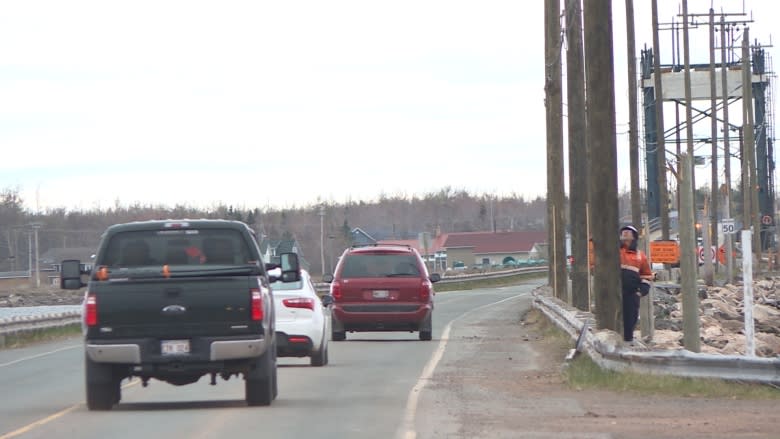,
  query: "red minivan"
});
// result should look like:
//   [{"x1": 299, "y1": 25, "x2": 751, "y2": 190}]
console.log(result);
[{"x1": 322, "y1": 244, "x2": 441, "y2": 341}]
